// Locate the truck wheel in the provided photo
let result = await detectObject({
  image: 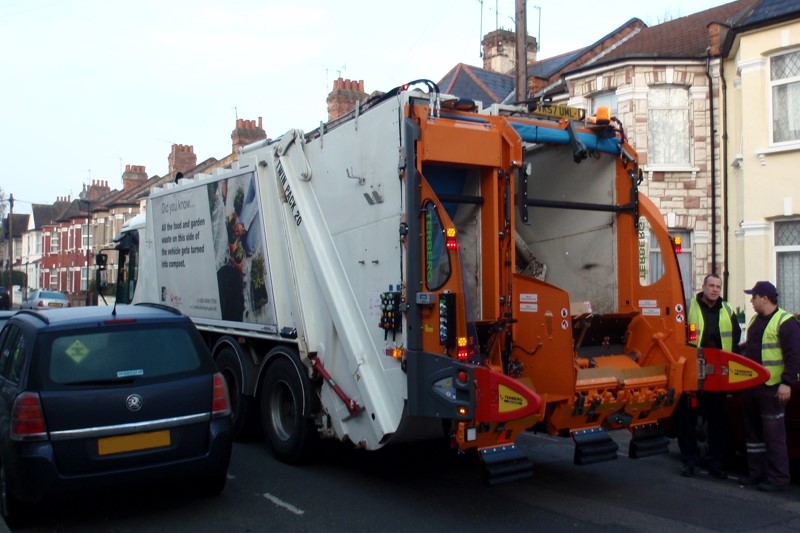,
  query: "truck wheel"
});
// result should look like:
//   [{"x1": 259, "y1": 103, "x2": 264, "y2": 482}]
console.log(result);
[
  {"x1": 260, "y1": 356, "x2": 317, "y2": 464},
  {"x1": 216, "y1": 347, "x2": 257, "y2": 440}
]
